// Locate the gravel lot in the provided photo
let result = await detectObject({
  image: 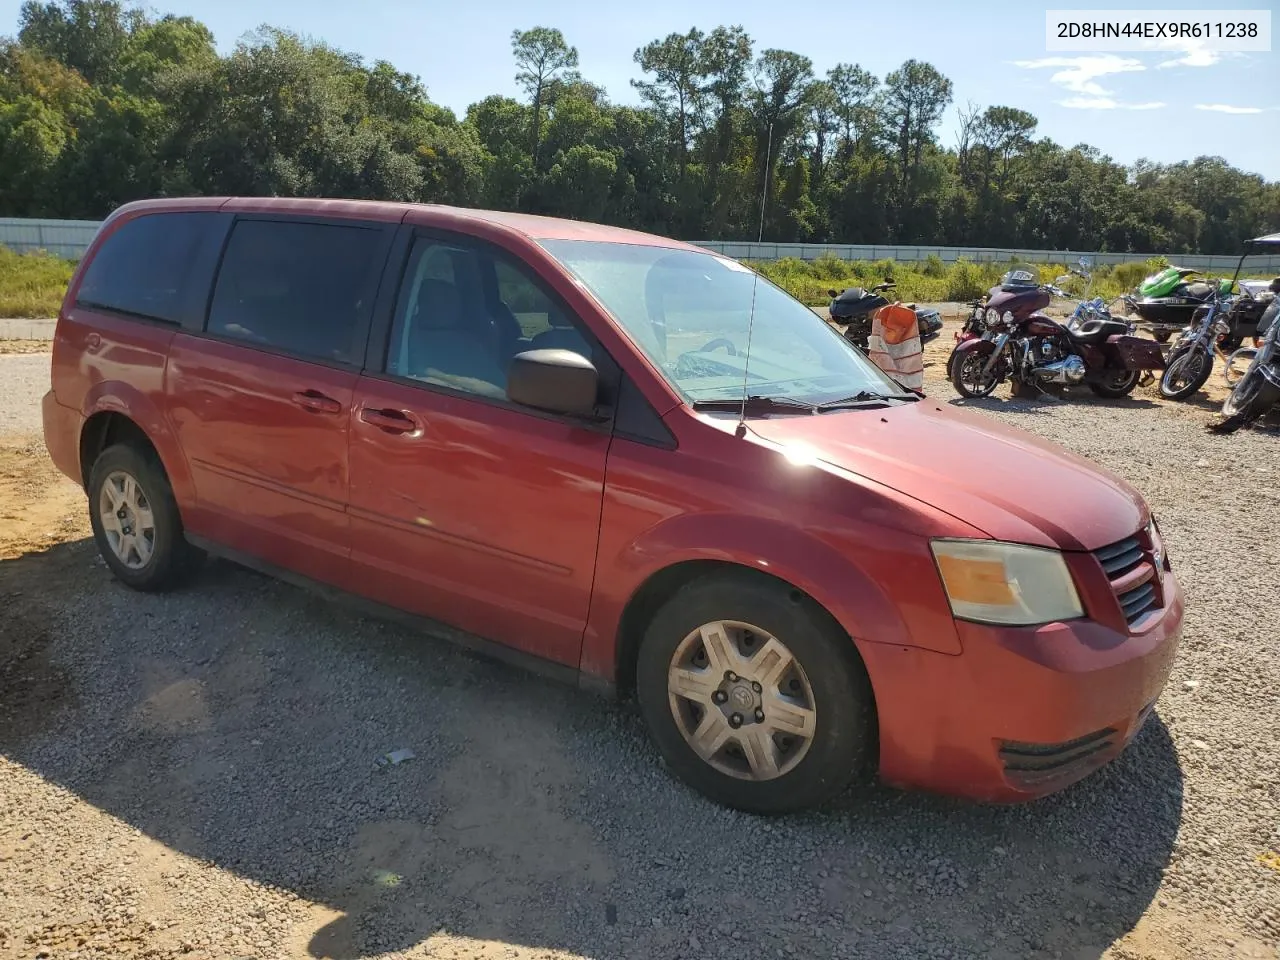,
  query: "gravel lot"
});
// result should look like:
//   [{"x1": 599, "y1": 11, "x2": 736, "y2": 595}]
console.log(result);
[{"x1": 2, "y1": 339, "x2": 1279, "y2": 960}]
